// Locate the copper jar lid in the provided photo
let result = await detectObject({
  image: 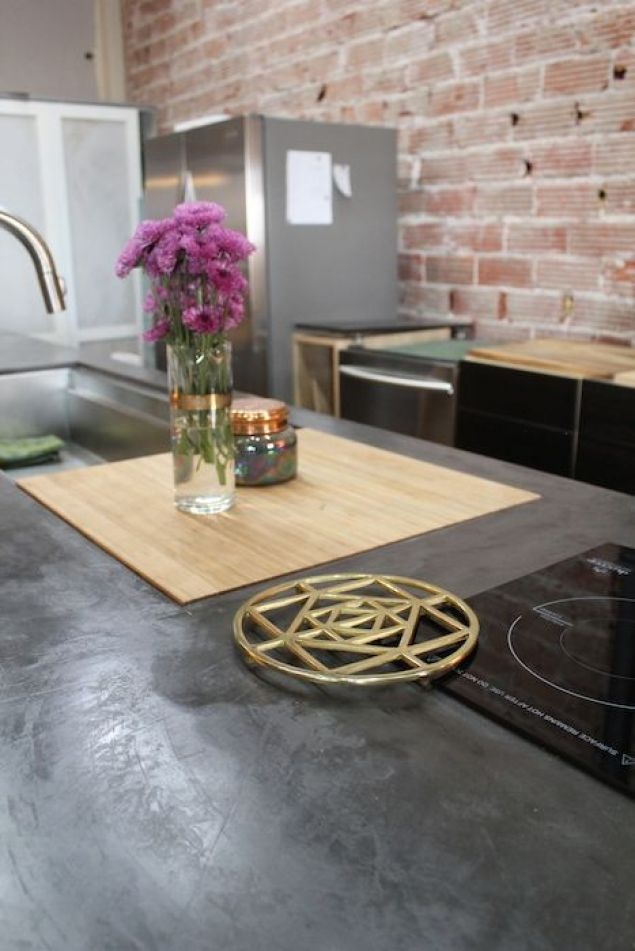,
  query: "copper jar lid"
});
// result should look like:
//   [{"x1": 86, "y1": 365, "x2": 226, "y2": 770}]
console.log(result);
[{"x1": 231, "y1": 397, "x2": 290, "y2": 435}]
